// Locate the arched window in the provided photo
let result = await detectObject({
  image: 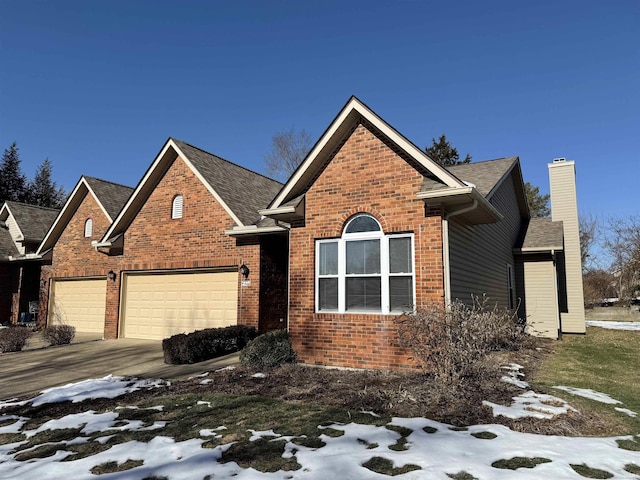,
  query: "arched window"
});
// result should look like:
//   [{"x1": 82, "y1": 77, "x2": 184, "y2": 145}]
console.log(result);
[
  {"x1": 316, "y1": 213, "x2": 414, "y2": 314},
  {"x1": 84, "y1": 218, "x2": 93, "y2": 238},
  {"x1": 172, "y1": 195, "x2": 183, "y2": 219}
]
